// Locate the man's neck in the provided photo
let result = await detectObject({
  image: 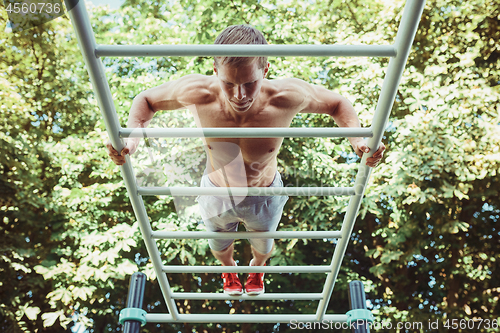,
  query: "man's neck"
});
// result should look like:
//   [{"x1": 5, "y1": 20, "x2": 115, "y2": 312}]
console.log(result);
[{"x1": 223, "y1": 94, "x2": 264, "y2": 125}]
